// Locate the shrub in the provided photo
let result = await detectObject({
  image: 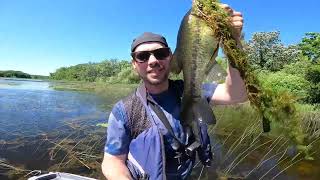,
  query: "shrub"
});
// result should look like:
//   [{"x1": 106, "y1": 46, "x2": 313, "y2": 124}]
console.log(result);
[
  {"x1": 282, "y1": 59, "x2": 312, "y2": 78},
  {"x1": 305, "y1": 64, "x2": 320, "y2": 84},
  {"x1": 306, "y1": 84, "x2": 320, "y2": 104},
  {"x1": 107, "y1": 66, "x2": 140, "y2": 84},
  {"x1": 258, "y1": 71, "x2": 311, "y2": 101}
]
